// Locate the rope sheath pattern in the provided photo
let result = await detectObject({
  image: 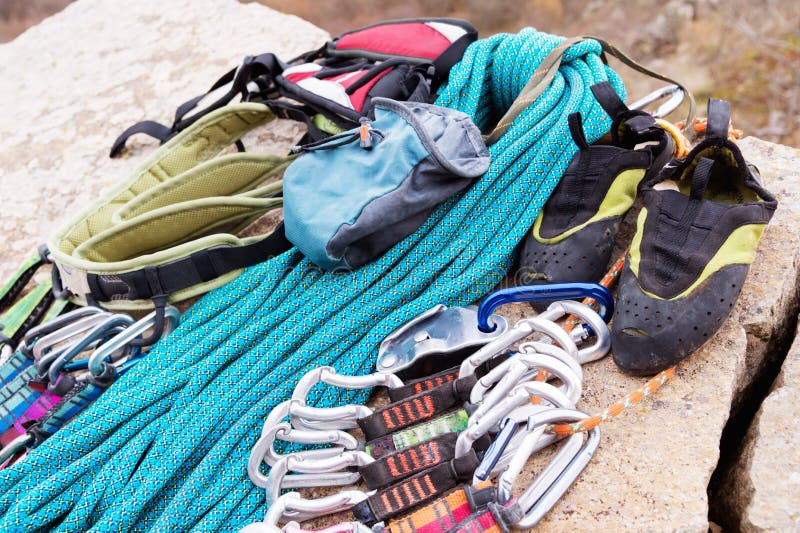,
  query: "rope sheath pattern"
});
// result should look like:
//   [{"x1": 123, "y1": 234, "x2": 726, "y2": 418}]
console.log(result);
[{"x1": 0, "y1": 29, "x2": 624, "y2": 532}]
